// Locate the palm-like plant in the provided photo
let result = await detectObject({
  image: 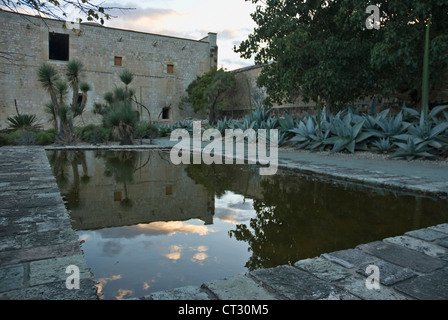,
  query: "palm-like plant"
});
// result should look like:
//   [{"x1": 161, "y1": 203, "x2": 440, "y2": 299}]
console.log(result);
[
  {"x1": 38, "y1": 64, "x2": 62, "y2": 135},
  {"x1": 97, "y1": 69, "x2": 138, "y2": 145},
  {"x1": 7, "y1": 114, "x2": 41, "y2": 130},
  {"x1": 66, "y1": 60, "x2": 84, "y2": 132}
]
